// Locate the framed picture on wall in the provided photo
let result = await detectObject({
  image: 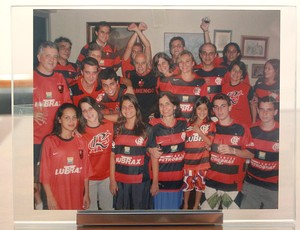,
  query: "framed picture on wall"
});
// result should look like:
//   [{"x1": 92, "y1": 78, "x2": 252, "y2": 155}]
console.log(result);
[
  {"x1": 252, "y1": 63, "x2": 264, "y2": 78},
  {"x1": 241, "y1": 35, "x2": 269, "y2": 59},
  {"x1": 87, "y1": 22, "x2": 133, "y2": 58},
  {"x1": 213, "y1": 30, "x2": 232, "y2": 52}
]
